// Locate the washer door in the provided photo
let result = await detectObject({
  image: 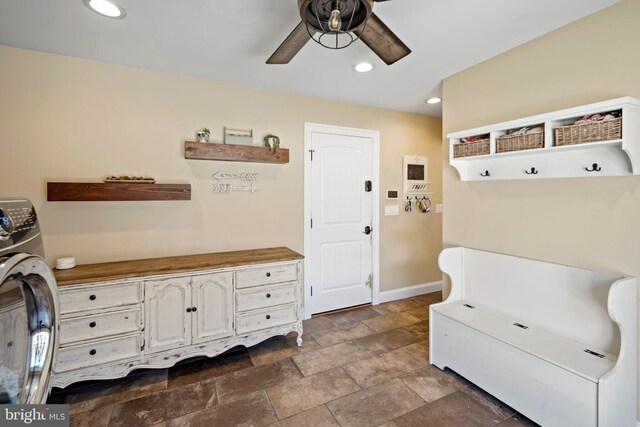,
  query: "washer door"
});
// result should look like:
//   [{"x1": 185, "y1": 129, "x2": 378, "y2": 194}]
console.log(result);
[{"x1": 0, "y1": 253, "x2": 58, "y2": 404}]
